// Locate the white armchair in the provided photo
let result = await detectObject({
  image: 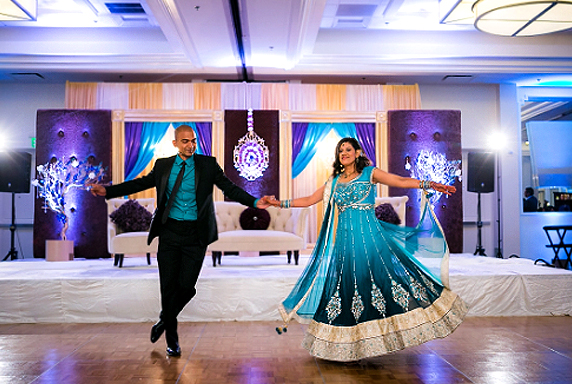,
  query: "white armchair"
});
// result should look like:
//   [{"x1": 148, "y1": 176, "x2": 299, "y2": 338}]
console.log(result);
[{"x1": 107, "y1": 198, "x2": 159, "y2": 267}]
